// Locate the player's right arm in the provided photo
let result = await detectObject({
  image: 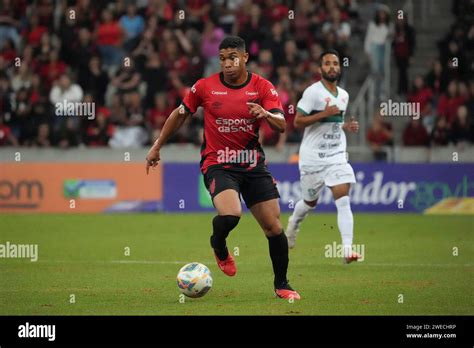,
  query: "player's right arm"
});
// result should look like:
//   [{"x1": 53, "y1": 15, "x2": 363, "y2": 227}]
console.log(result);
[
  {"x1": 294, "y1": 100, "x2": 341, "y2": 129},
  {"x1": 146, "y1": 79, "x2": 204, "y2": 174},
  {"x1": 145, "y1": 106, "x2": 191, "y2": 174}
]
